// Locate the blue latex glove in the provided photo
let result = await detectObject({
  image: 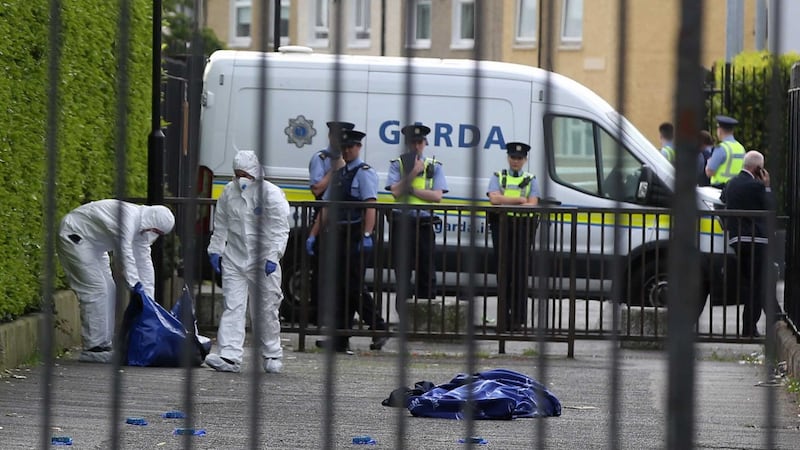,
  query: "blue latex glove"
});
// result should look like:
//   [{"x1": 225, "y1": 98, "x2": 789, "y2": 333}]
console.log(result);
[
  {"x1": 209, "y1": 253, "x2": 221, "y2": 274},
  {"x1": 131, "y1": 281, "x2": 144, "y2": 294},
  {"x1": 359, "y1": 235, "x2": 373, "y2": 252},
  {"x1": 265, "y1": 260, "x2": 277, "y2": 275},
  {"x1": 306, "y1": 236, "x2": 316, "y2": 256}
]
